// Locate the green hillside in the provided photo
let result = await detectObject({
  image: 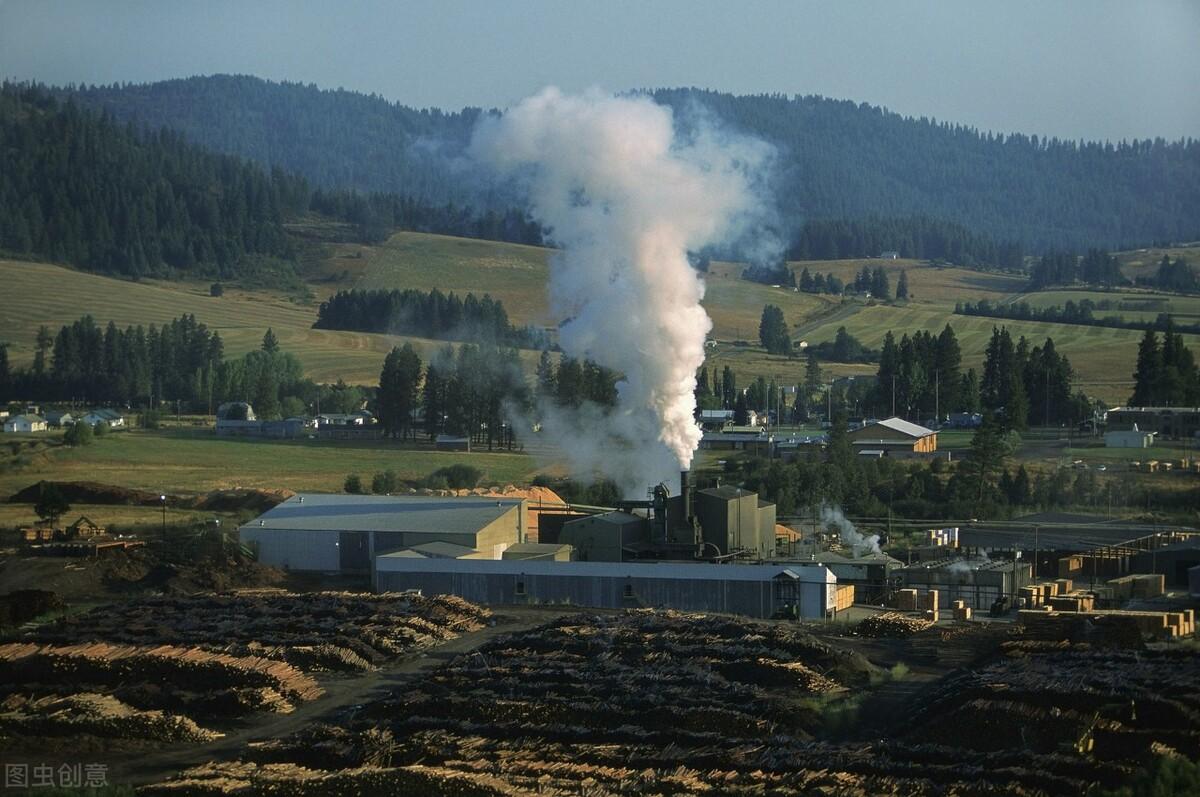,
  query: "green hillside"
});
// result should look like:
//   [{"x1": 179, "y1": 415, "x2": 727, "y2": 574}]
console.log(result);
[{"x1": 6, "y1": 237, "x2": 1199, "y2": 405}]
